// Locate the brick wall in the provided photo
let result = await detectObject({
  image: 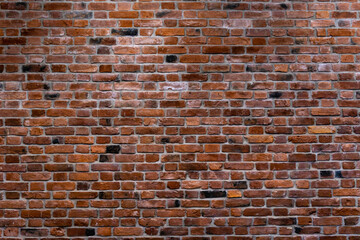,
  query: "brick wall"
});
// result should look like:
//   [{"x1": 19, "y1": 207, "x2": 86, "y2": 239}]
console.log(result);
[{"x1": 0, "y1": 0, "x2": 359, "y2": 239}]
